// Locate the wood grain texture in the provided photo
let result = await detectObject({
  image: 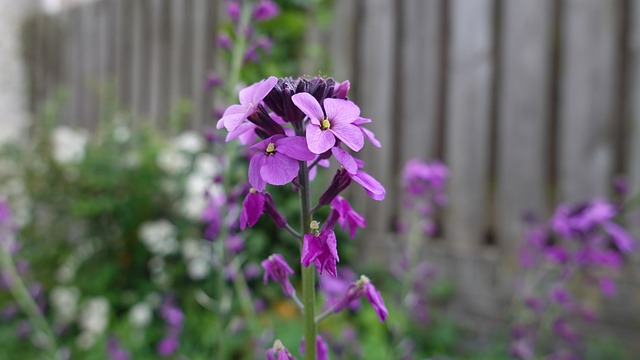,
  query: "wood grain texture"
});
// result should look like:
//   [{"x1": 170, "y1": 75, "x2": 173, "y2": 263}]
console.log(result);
[
  {"x1": 559, "y1": 0, "x2": 619, "y2": 202},
  {"x1": 496, "y1": 0, "x2": 554, "y2": 254},
  {"x1": 628, "y1": 0, "x2": 640, "y2": 198},
  {"x1": 356, "y1": 0, "x2": 397, "y2": 238},
  {"x1": 444, "y1": 0, "x2": 494, "y2": 254},
  {"x1": 399, "y1": 0, "x2": 442, "y2": 163}
]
